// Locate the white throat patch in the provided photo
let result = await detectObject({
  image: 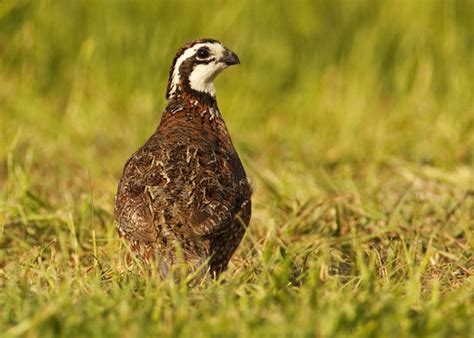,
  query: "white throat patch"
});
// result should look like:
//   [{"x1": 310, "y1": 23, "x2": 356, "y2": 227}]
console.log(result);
[
  {"x1": 188, "y1": 62, "x2": 227, "y2": 96},
  {"x1": 168, "y1": 42, "x2": 227, "y2": 98}
]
